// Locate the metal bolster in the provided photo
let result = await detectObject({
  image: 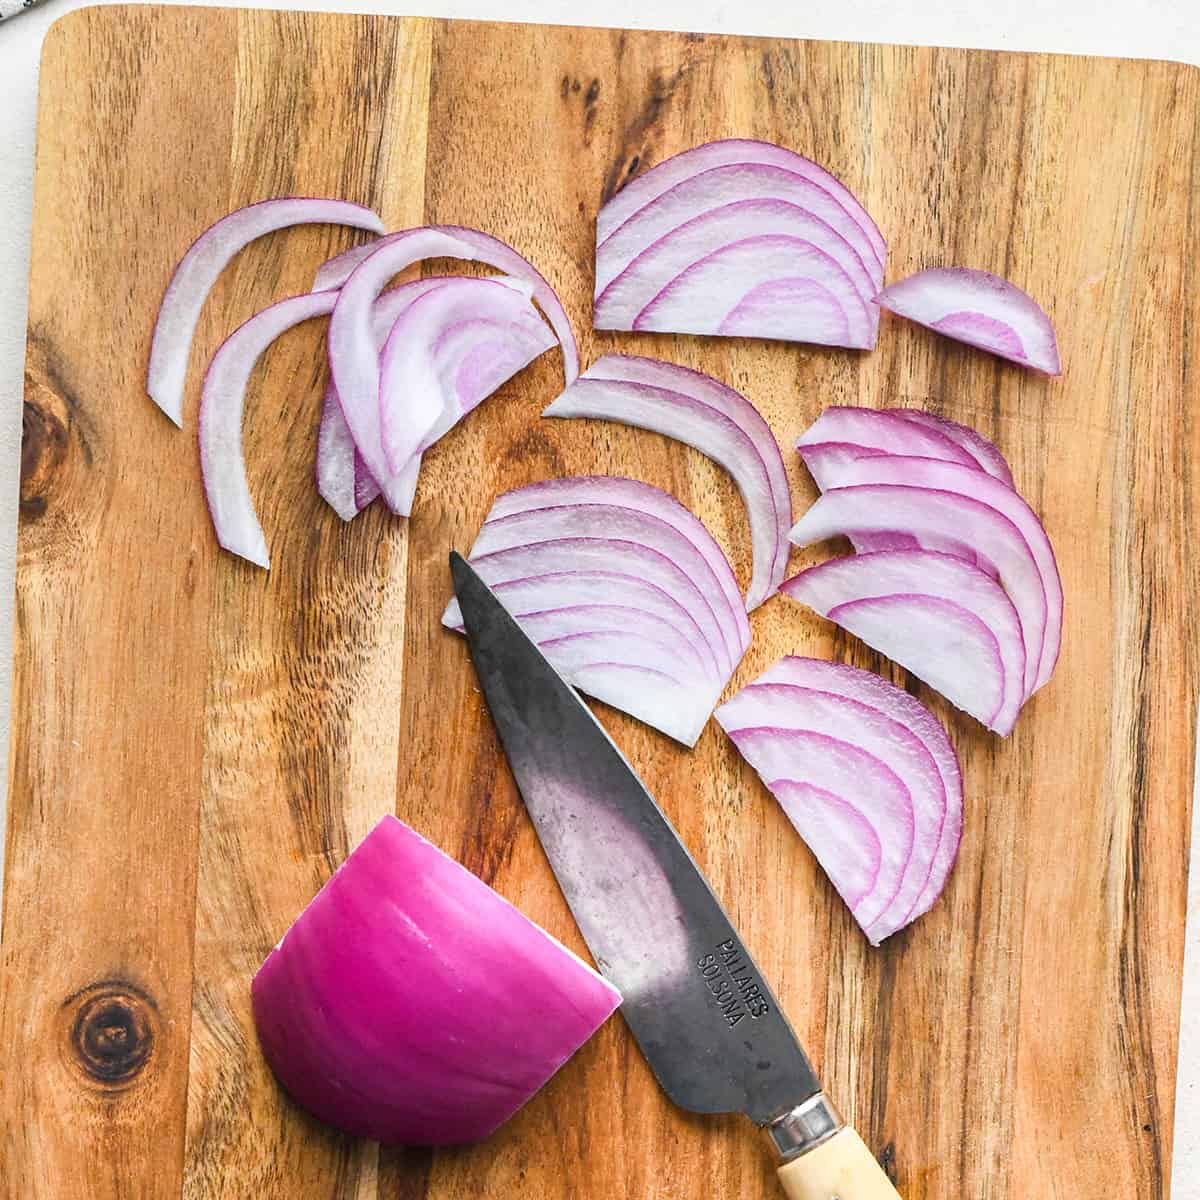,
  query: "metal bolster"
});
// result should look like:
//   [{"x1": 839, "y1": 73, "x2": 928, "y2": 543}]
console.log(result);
[{"x1": 764, "y1": 1093, "x2": 844, "y2": 1162}]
